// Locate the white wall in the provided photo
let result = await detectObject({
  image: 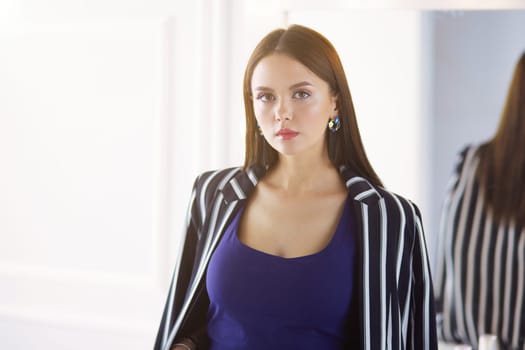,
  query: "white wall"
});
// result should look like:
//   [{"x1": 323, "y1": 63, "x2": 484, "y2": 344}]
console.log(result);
[
  {"x1": 0, "y1": 17, "x2": 165, "y2": 347},
  {"x1": 0, "y1": 2, "x2": 206, "y2": 349},
  {"x1": 0, "y1": 1, "x2": 265, "y2": 348}
]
